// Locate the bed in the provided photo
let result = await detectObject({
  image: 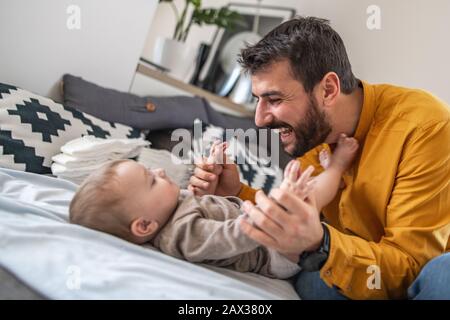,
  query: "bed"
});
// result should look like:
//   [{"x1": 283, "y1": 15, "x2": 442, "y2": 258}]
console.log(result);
[
  {"x1": 0, "y1": 76, "x2": 297, "y2": 299},
  {"x1": 0, "y1": 167, "x2": 298, "y2": 299},
  {"x1": 0, "y1": 0, "x2": 298, "y2": 299}
]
